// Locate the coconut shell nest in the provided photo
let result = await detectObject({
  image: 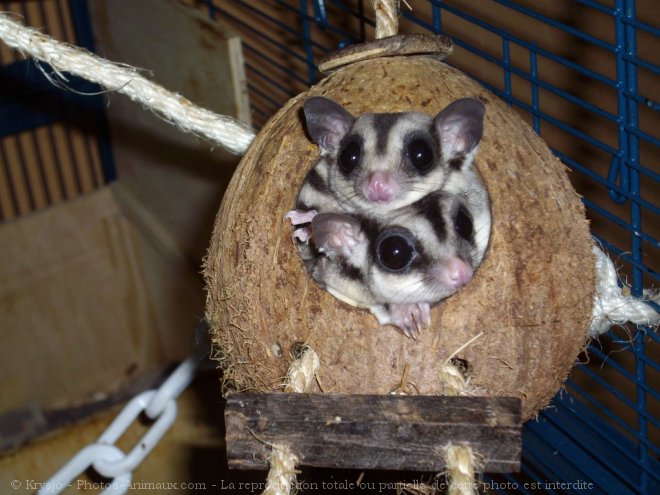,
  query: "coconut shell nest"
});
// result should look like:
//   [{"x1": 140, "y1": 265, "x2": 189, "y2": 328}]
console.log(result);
[{"x1": 204, "y1": 56, "x2": 595, "y2": 420}]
